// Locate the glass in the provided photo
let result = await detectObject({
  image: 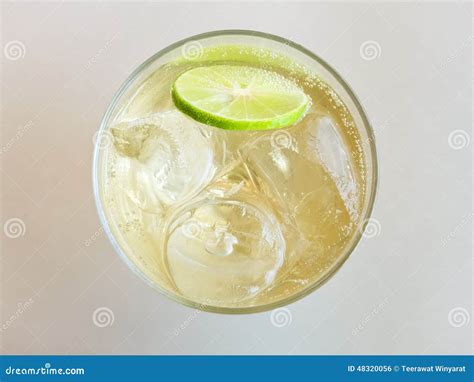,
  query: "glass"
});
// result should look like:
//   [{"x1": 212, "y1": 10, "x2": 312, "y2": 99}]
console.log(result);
[{"x1": 93, "y1": 30, "x2": 378, "y2": 313}]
